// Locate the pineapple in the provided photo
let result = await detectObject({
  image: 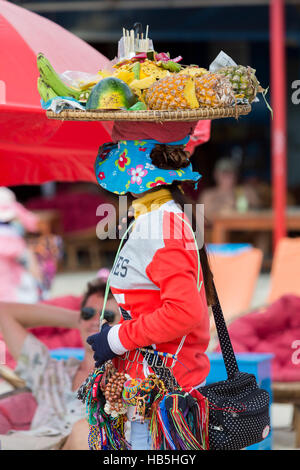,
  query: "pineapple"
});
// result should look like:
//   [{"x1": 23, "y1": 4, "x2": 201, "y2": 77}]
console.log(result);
[
  {"x1": 130, "y1": 77, "x2": 157, "y2": 90},
  {"x1": 195, "y1": 72, "x2": 235, "y2": 107},
  {"x1": 217, "y1": 65, "x2": 263, "y2": 103},
  {"x1": 145, "y1": 74, "x2": 199, "y2": 110},
  {"x1": 179, "y1": 66, "x2": 208, "y2": 78}
]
